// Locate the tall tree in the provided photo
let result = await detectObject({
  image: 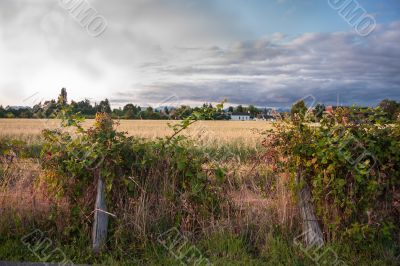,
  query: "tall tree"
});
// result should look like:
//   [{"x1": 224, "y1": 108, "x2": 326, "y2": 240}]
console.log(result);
[
  {"x1": 97, "y1": 99, "x2": 112, "y2": 114},
  {"x1": 58, "y1": 88, "x2": 68, "y2": 106}
]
